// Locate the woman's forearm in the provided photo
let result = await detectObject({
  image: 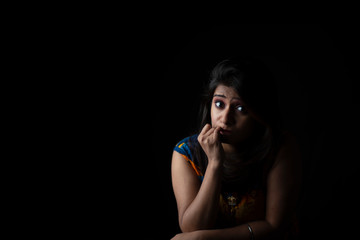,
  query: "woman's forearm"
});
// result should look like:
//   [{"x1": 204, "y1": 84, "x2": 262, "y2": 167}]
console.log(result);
[
  {"x1": 180, "y1": 163, "x2": 222, "y2": 232},
  {"x1": 197, "y1": 220, "x2": 278, "y2": 240}
]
